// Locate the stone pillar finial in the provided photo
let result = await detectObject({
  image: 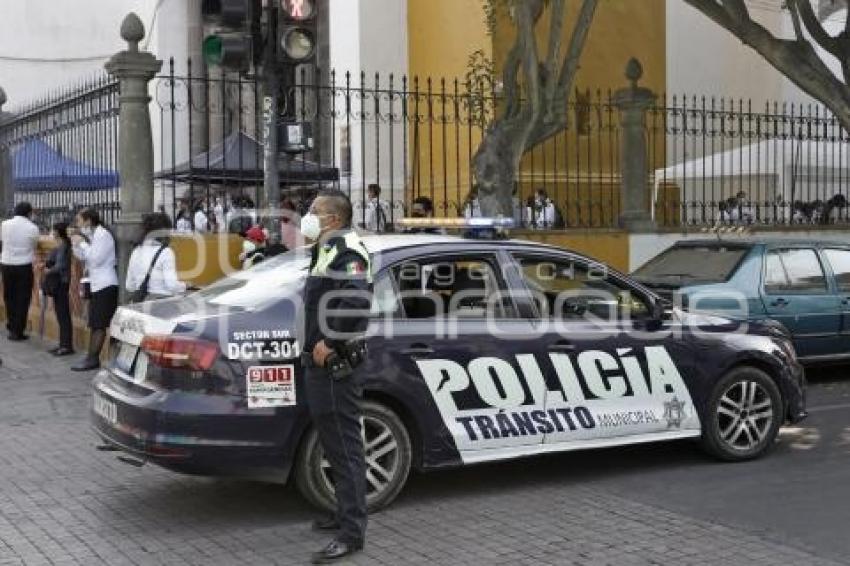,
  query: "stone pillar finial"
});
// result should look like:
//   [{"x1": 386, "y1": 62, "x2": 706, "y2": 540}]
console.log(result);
[
  {"x1": 613, "y1": 58, "x2": 657, "y2": 233},
  {"x1": 625, "y1": 58, "x2": 643, "y2": 89},
  {"x1": 105, "y1": 13, "x2": 163, "y2": 303},
  {"x1": 120, "y1": 13, "x2": 145, "y2": 53}
]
